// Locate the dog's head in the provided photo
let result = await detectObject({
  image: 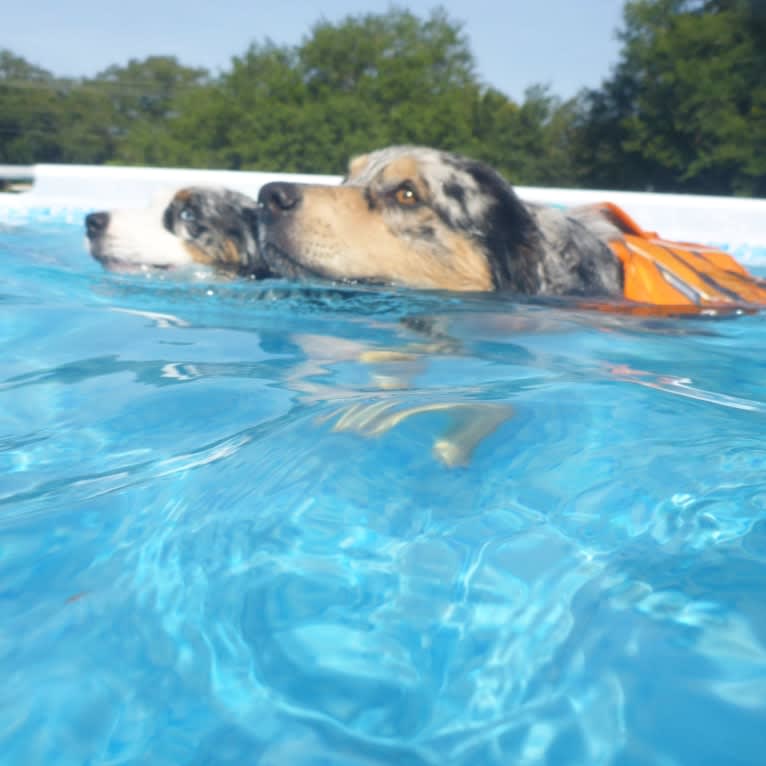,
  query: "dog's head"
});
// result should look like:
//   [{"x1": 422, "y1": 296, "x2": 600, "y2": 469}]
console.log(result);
[
  {"x1": 86, "y1": 187, "x2": 267, "y2": 277},
  {"x1": 255, "y1": 145, "x2": 622, "y2": 296}
]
